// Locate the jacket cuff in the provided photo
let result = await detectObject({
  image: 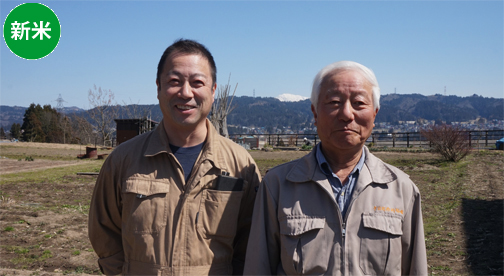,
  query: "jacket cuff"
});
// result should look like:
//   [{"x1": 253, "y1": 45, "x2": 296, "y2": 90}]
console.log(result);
[{"x1": 98, "y1": 250, "x2": 124, "y2": 275}]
